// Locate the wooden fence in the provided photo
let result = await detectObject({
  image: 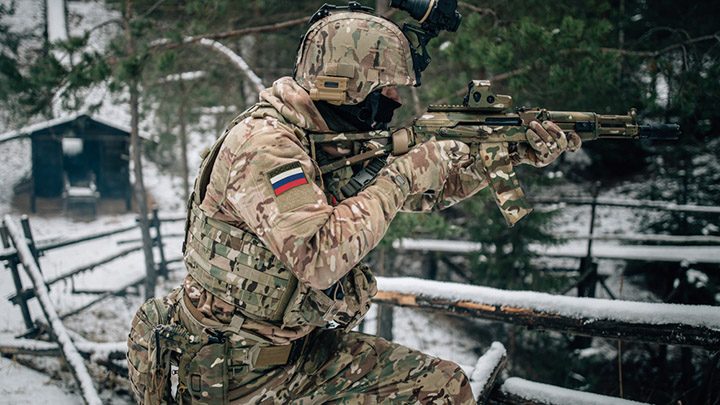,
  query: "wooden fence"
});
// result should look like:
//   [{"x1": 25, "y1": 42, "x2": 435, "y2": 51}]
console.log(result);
[{"x1": 0, "y1": 194, "x2": 718, "y2": 404}]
